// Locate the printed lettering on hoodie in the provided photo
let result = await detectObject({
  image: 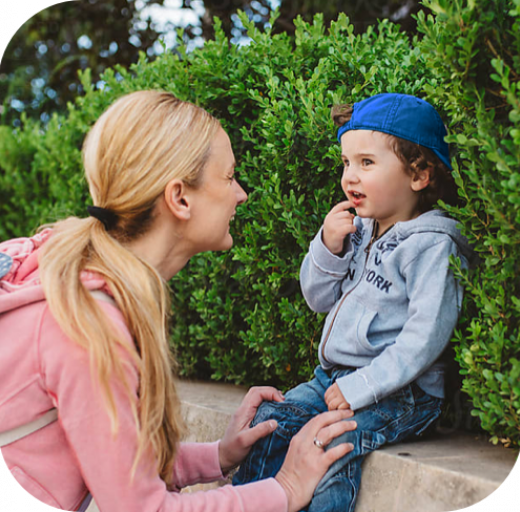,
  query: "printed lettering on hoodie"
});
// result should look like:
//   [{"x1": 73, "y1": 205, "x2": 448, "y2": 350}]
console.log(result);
[
  {"x1": 374, "y1": 239, "x2": 398, "y2": 266},
  {"x1": 365, "y1": 268, "x2": 393, "y2": 293}
]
